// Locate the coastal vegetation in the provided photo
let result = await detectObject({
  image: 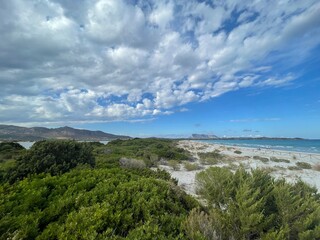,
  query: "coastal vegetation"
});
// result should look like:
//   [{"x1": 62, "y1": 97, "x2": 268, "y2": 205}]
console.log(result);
[
  {"x1": 195, "y1": 167, "x2": 320, "y2": 239},
  {"x1": 198, "y1": 151, "x2": 224, "y2": 165},
  {"x1": 184, "y1": 162, "x2": 201, "y2": 171},
  {"x1": 0, "y1": 139, "x2": 319, "y2": 239},
  {"x1": 296, "y1": 161, "x2": 312, "y2": 169},
  {"x1": 253, "y1": 155, "x2": 269, "y2": 163},
  {"x1": 270, "y1": 157, "x2": 290, "y2": 163},
  {"x1": 0, "y1": 139, "x2": 197, "y2": 239}
]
